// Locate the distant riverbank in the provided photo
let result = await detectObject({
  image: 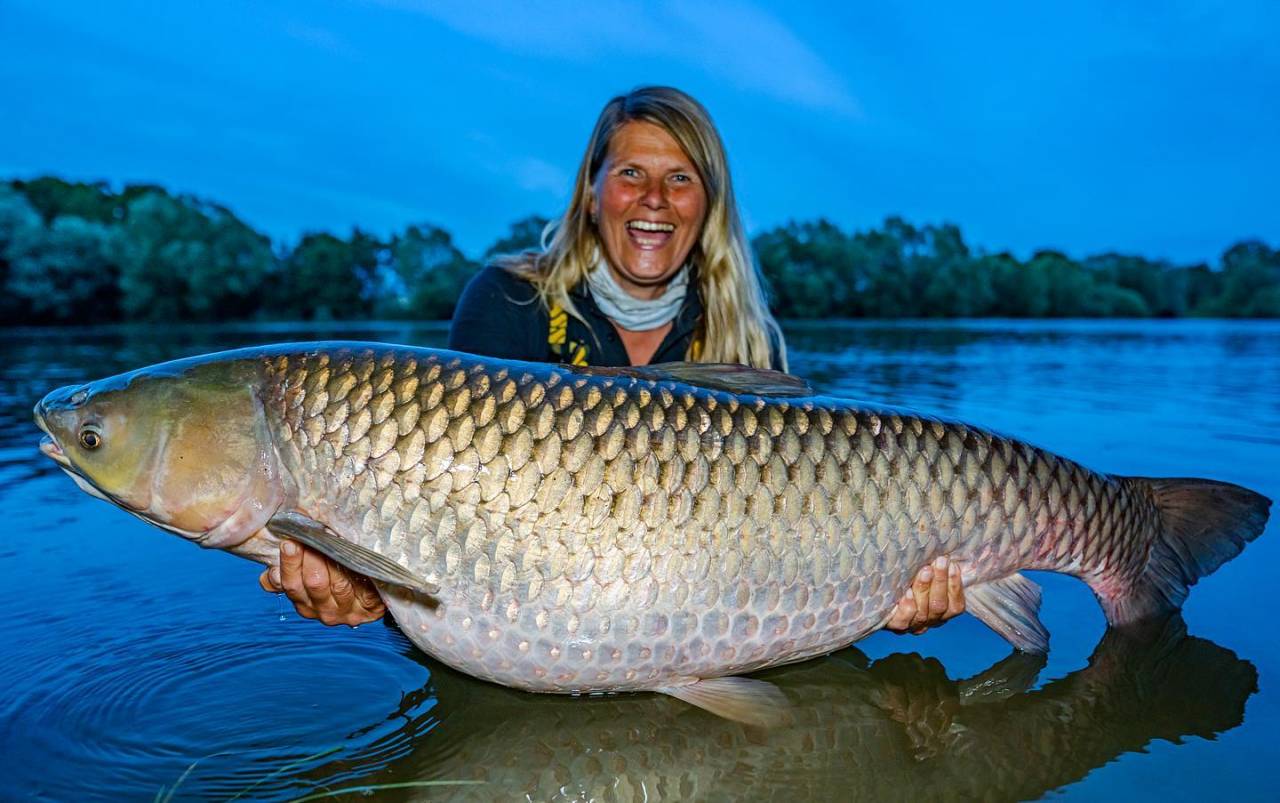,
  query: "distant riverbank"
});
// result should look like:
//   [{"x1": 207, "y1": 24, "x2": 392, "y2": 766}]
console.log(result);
[{"x1": 4, "y1": 176, "x2": 1278, "y2": 327}]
